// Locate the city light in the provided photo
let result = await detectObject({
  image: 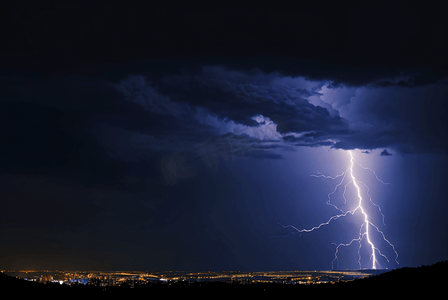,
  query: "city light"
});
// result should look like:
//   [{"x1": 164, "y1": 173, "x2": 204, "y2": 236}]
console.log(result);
[{"x1": 1, "y1": 269, "x2": 382, "y2": 286}]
